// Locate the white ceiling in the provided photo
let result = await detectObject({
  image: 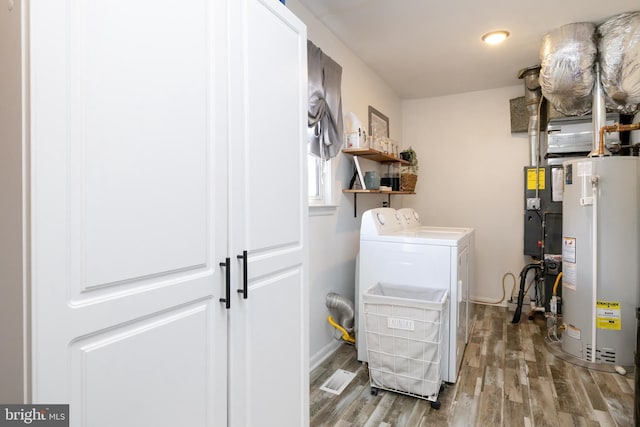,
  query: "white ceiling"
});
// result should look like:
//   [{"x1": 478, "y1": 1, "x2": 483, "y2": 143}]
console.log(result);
[{"x1": 296, "y1": 0, "x2": 639, "y2": 99}]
